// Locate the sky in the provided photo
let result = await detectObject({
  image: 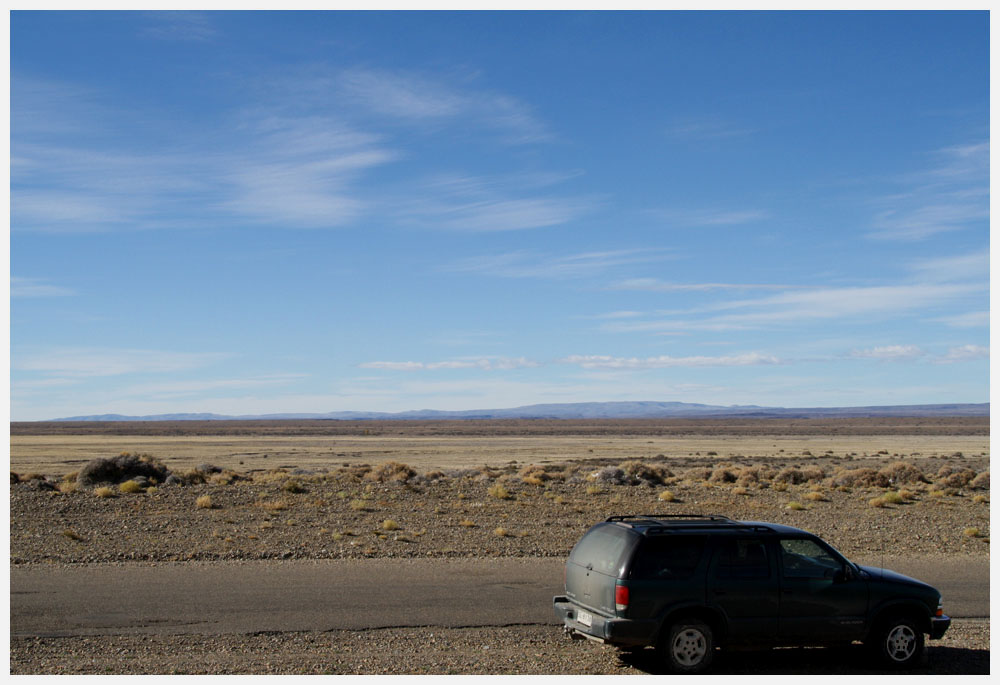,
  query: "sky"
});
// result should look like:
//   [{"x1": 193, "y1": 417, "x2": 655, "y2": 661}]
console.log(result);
[{"x1": 10, "y1": 10, "x2": 990, "y2": 421}]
